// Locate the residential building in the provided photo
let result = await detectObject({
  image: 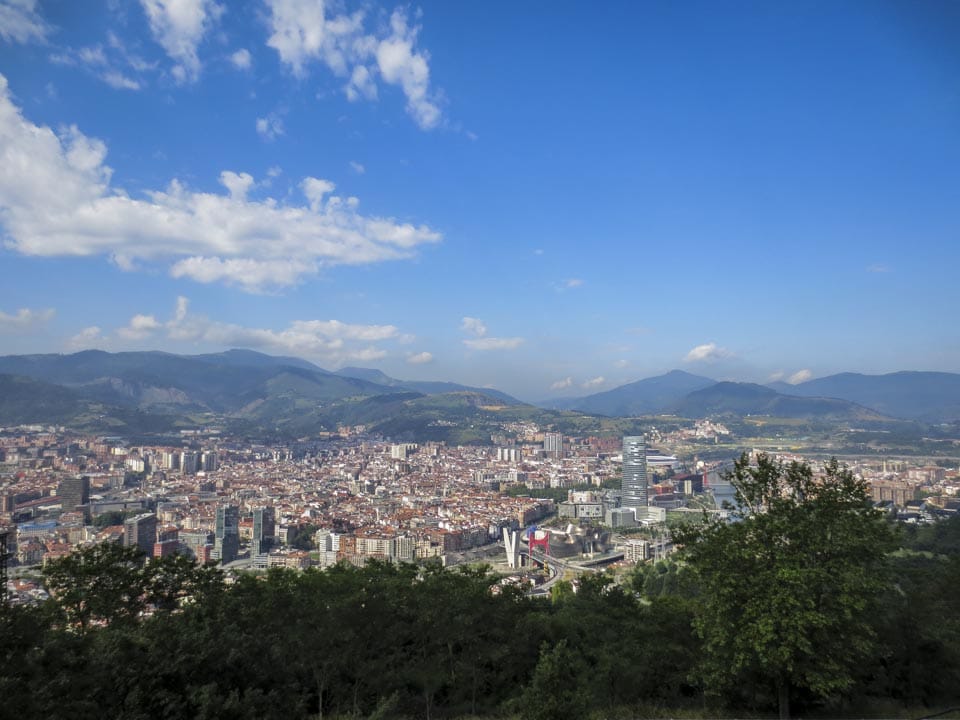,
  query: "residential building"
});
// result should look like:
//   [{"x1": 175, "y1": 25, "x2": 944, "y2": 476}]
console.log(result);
[{"x1": 123, "y1": 513, "x2": 158, "y2": 555}]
